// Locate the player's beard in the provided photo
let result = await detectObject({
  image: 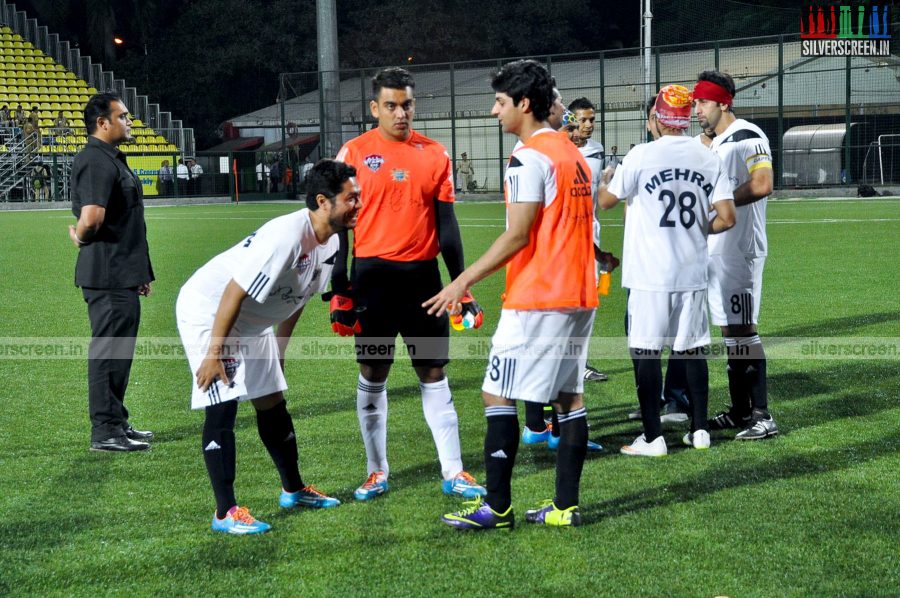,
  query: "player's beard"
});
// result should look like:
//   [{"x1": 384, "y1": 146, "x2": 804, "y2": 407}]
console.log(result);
[{"x1": 330, "y1": 211, "x2": 357, "y2": 233}]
